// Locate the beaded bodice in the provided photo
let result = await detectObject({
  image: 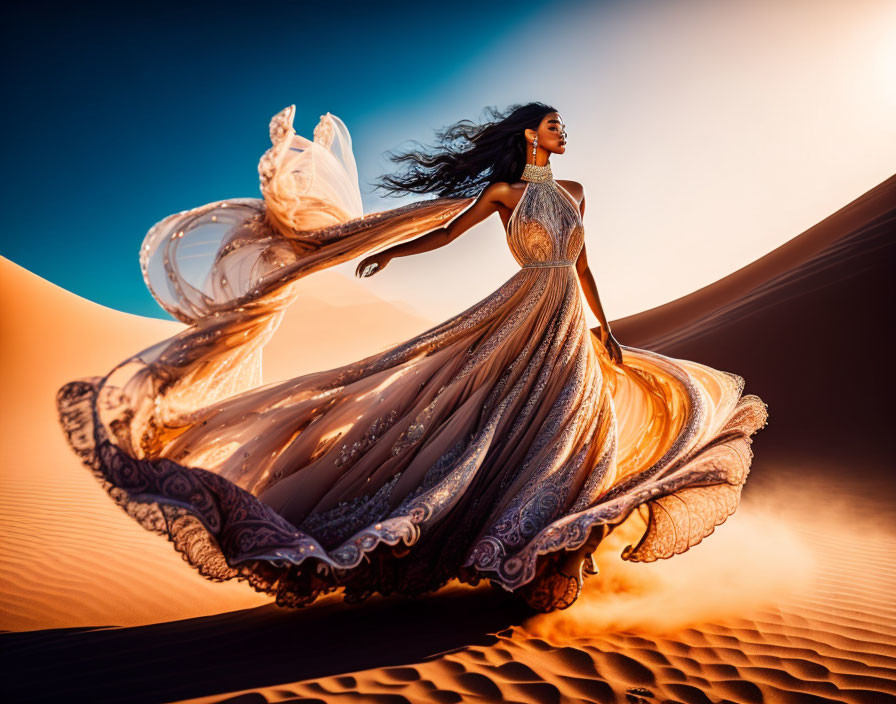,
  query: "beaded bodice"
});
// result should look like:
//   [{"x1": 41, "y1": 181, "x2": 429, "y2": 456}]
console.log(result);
[{"x1": 506, "y1": 178, "x2": 584, "y2": 268}]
